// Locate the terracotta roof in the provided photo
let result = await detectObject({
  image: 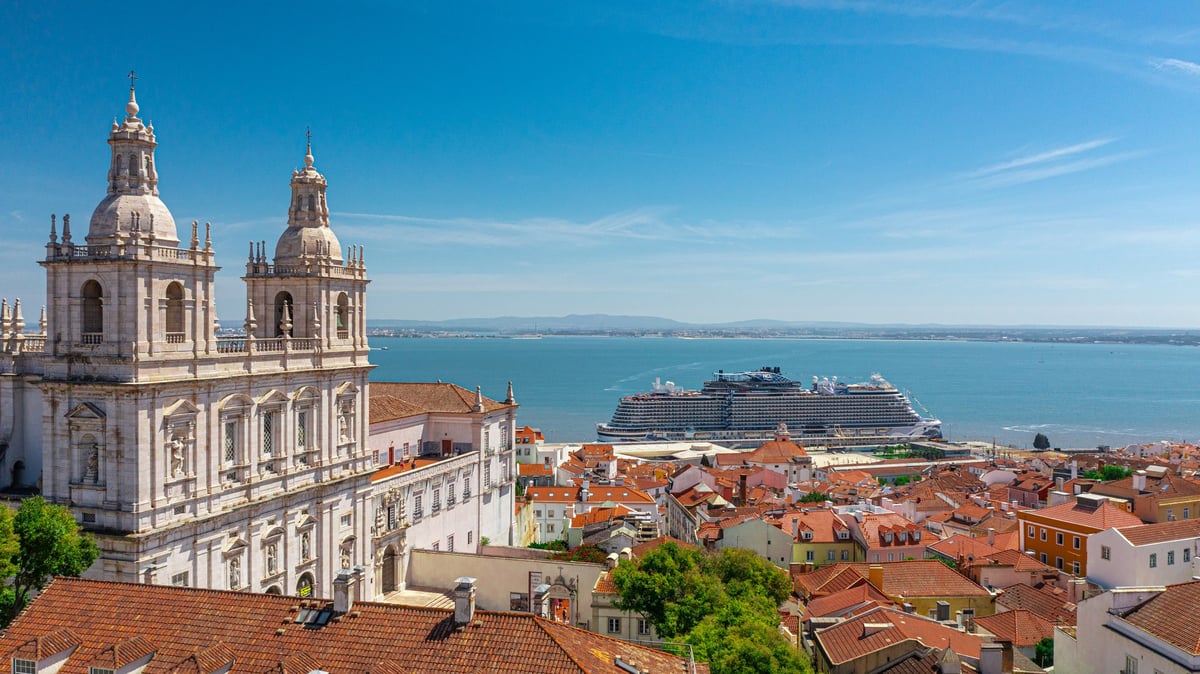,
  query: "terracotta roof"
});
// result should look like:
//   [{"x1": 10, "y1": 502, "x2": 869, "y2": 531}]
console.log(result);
[
  {"x1": 769, "y1": 508, "x2": 851, "y2": 544},
  {"x1": 801, "y1": 583, "x2": 894, "y2": 621},
  {"x1": 369, "y1": 382, "x2": 513, "y2": 423},
  {"x1": 1117, "y1": 580, "x2": 1200, "y2": 656},
  {"x1": 855, "y1": 512, "x2": 923, "y2": 548},
  {"x1": 585, "y1": 486, "x2": 655, "y2": 505},
  {"x1": 994, "y1": 584, "x2": 1076, "y2": 625},
  {"x1": 1114, "y1": 518, "x2": 1200, "y2": 546},
  {"x1": 11, "y1": 629, "x2": 80, "y2": 661},
  {"x1": 518, "y1": 463, "x2": 554, "y2": 477},
  {"x1": 973, "y1": 609, "x2": 1054, "y2": 647},
  {"x1": 1019, "y1": 498, "x2": 1142, "y2": 531},
  {"x1": 794, "y1": 561, "x2": 990, "y2": 600},
  {"x1": 593, "y1": 571, "x2": 619, "y2": 596},
  {"x1": 926, "y1": 534, "x2": 999, "y2": 561},
  {"x1": 814, "y1": 606, "x2": 983, "y2": 665},
  {"x1": 0, "y1": 578, "x2": 703, "y2": 674},
  {"x1": 979, "y1": 549, "x2": 1057, "y2": 574},
  {"x1": 525, "y1": 487, "x2": 582, "y2": 503},
  {"x1": 744, "y1": 438, "x2": 809, "y2": 462}
]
